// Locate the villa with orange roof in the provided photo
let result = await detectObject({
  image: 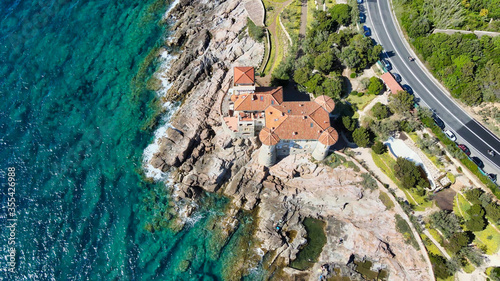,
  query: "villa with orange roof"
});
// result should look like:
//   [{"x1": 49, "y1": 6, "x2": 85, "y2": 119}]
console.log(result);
[{"x1": 222, "y1": 67, "x2": 338, "y2": 166}]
